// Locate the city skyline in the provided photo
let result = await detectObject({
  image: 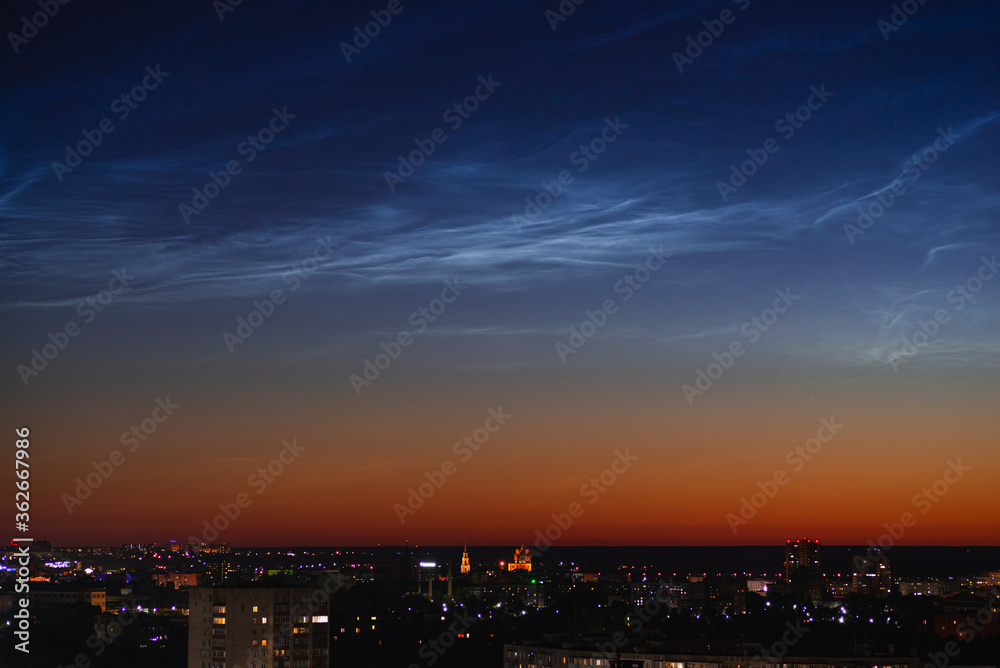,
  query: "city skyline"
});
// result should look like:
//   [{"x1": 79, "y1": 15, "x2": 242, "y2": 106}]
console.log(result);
[
  {"x1": 2, "y1": 0, "x2": 1000, "y2": 548},
  {"x1": 6, "y1": 540, "x2": 998, "y2": 667}
]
